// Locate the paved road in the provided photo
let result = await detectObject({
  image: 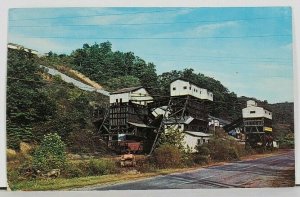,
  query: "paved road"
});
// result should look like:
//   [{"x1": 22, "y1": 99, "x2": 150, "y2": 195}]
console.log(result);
[{"x1": 83, "y1": 150, "x2": 295, "y2": 190}]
